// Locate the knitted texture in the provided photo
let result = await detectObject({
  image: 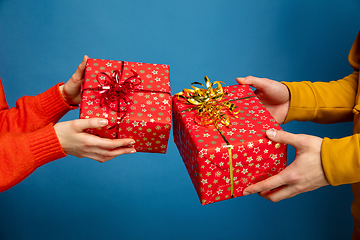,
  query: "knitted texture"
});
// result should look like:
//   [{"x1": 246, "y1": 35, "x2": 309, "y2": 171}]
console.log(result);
[{"x1": 0, "y1": 82, "x2": 73, "y2": 192}]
